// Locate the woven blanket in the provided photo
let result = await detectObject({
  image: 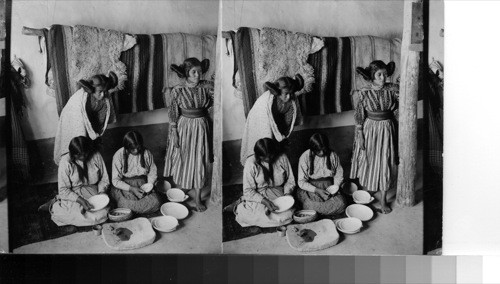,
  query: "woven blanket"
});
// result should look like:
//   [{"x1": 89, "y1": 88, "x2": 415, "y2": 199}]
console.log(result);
[{"x1": 228, "y1": 29, "x2": 401, "y2": 116}]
